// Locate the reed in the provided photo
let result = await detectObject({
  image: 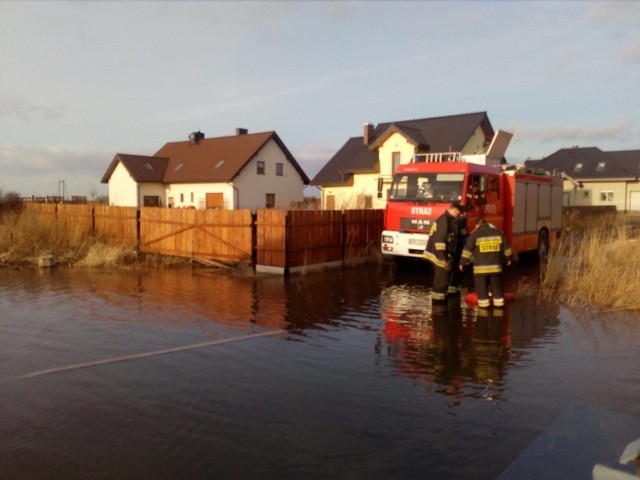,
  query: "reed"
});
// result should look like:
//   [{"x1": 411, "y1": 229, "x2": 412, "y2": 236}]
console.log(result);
[
  {"x1": 541, "y1": 219, "x2": 640, "y2": 311},
  {"x1": 0, "y1": 207, "x2": 138, "y2": 268}
]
